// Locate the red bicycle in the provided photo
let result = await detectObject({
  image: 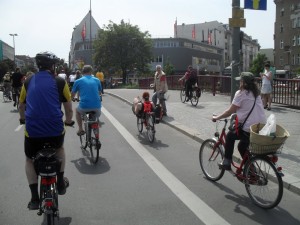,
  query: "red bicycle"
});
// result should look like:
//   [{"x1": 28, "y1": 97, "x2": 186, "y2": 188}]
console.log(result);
[{"x1": 199, "y1": 117, "x2": 285, "y2": 209}]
